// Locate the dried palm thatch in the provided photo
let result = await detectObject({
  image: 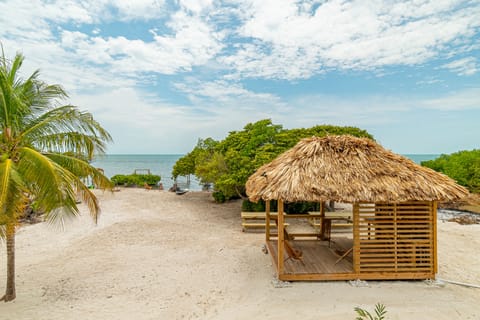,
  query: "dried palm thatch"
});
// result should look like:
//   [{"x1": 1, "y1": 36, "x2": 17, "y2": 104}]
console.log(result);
[{"x1": 246, "y1": 135, "x2": 469, "y2": 203}]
